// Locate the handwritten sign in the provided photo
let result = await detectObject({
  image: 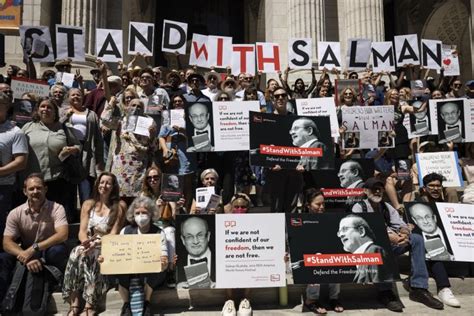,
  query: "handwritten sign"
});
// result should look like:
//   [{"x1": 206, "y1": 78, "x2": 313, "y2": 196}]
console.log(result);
[
  {"x1": 416, "y1": 151, "x2": 463, "y2": 188},
  {"x1": 101, "y1": 234, "x2": 162, "y2": 274},
  {"x1": 10, "y1": 78, "x2": 50, "y2": 100}
]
